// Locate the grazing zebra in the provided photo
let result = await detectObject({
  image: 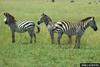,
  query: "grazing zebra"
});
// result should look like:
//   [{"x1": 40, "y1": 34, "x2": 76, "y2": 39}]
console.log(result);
[
  {"x1": 52, "y1": 17, "x2": 98, "y2": 48},
  {"x1": 37, "y1": 13, "x2": 55, "y2": 43},
  {"x1": 4, "y1": 12, "x2": 40, "y2": 43}
]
